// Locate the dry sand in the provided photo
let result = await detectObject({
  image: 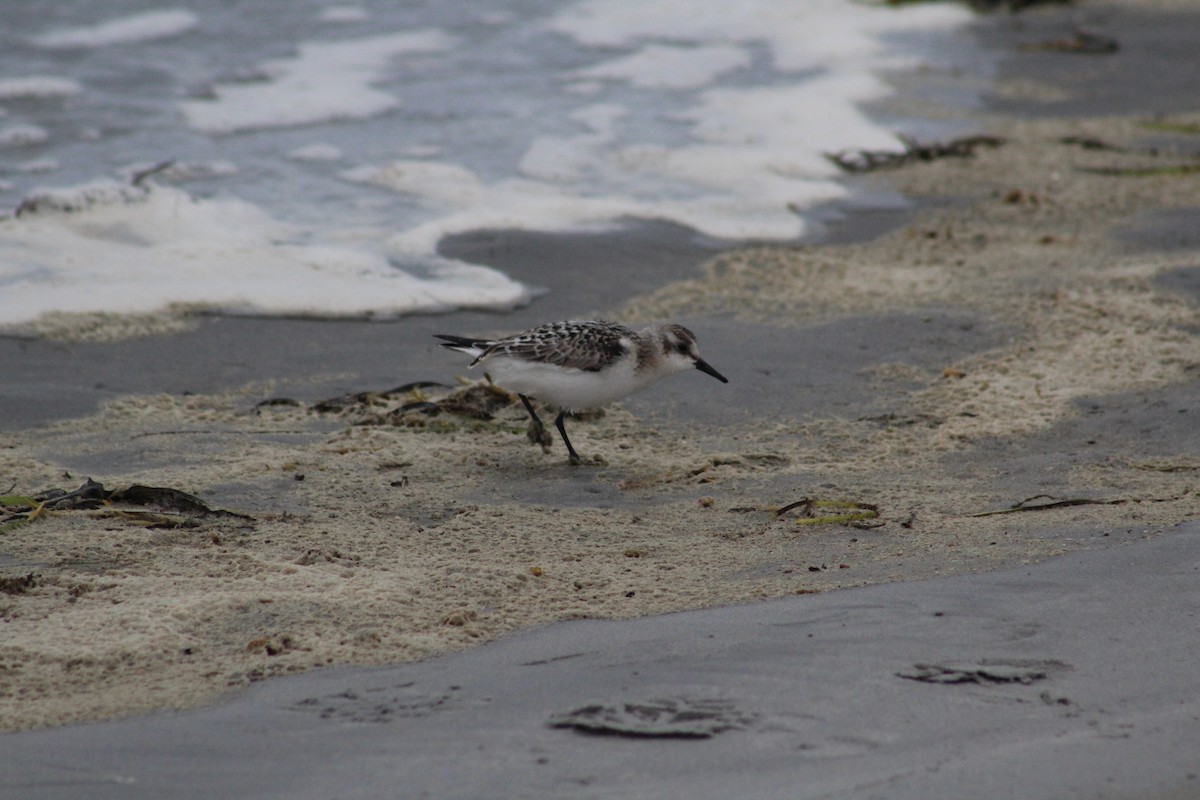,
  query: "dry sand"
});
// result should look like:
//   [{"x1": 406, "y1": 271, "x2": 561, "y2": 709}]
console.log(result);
[{"x1": 3, "y1": 3, "x2": 1200, "y2": 732}]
